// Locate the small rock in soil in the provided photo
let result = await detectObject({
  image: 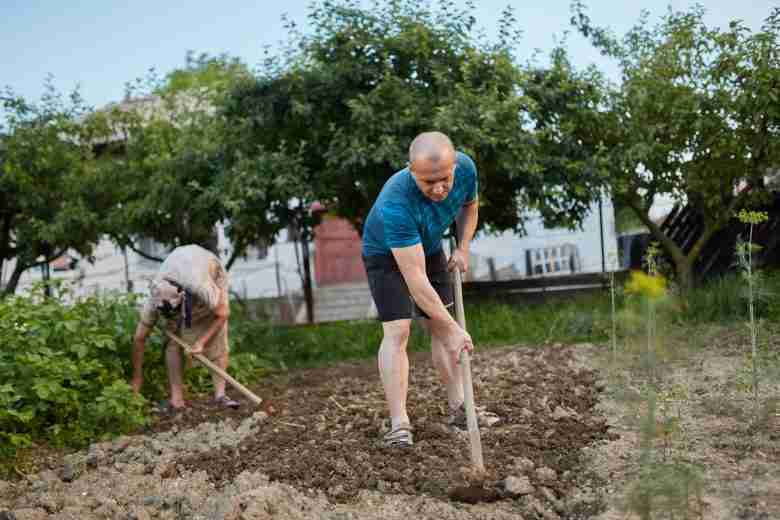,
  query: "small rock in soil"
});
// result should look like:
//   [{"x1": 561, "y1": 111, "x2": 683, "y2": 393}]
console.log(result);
[
  {"x1": 535, "y1": 466, "x2": 557, "y2": 485},
  {"x1": 513, "y1": 456, "x2": 535, "y2": 474},
  {"x1": 59, "y1": 463, "x2": 75, "y2": 483},
  {"x1": 85, "y1": 451, "x2": 98, "y2": 468},
  {"x1": 0, "y1": 511, "x2": 17, "y2": 520},
  {"x1": 552, "y1": 405, "x2": 577, "y2": 421},
  {"x1": 142, "y1": 495, "x2": 163, "y2": 508},
  {"x1": 503, "y1": 476, "x2": 534, "y2": 496}
]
